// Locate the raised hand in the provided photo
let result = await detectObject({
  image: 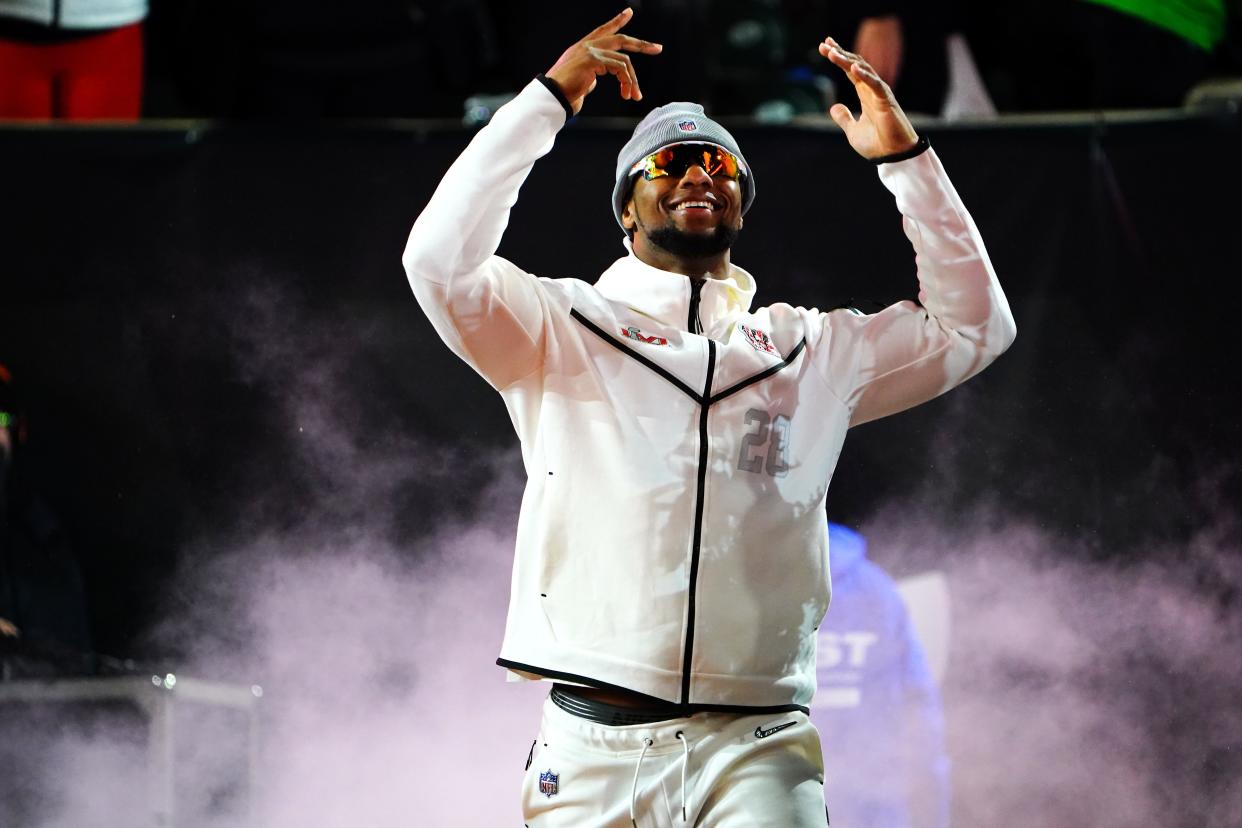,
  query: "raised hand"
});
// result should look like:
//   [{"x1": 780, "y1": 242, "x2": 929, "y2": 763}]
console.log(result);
[
  {"x1": 546, "y1": 7, "x2": 663, "y2": 114},
  {"x1": 819, "y1": 36, "x2": 920, "y2": 160}
]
